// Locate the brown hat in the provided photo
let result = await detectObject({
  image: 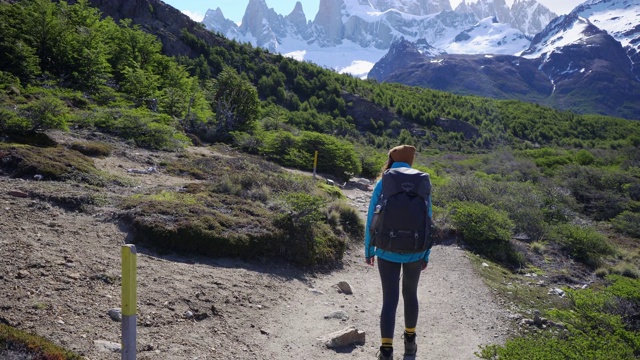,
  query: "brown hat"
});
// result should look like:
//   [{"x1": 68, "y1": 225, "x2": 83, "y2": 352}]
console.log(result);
[{"x1": 389, "y1": 145, "x2": 416, "y2": 166}]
